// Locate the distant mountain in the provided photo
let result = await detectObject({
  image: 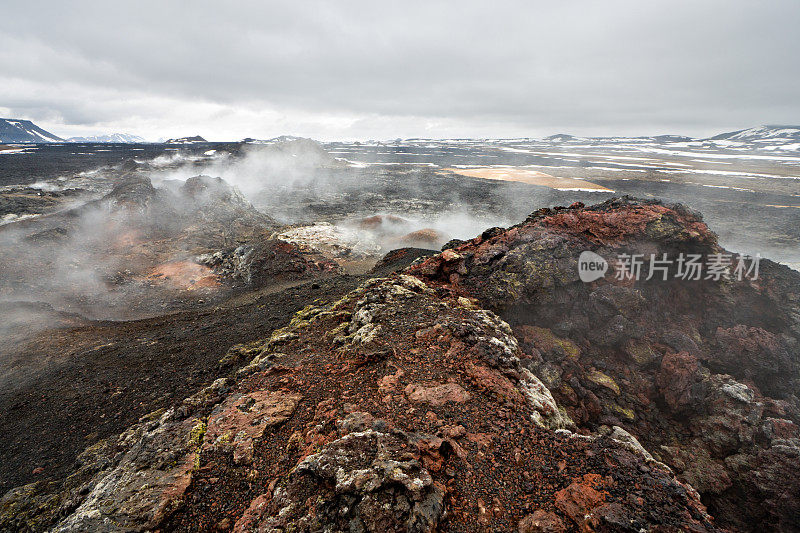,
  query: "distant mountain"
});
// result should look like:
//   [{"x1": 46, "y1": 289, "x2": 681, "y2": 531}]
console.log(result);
[
  {"x1": 241, "y1": 135, "x2": 309, "y2": 144},
  {"x1": 707, "y1": 125, "x2": 800, "y2": 143},
  {"x1": 537, "y1": 127, "x2": 800, "y2": 148},
  {"x1": 544, "y1": 134, "x2": 576, "y2": 142},
  {"x1": 67, "y1": 133, "x2": 146, "y2": 143},
  {"x1": 540, "y1": 133, "x2": 692, "y2": 145},
  {"x1": 164, "y1": 135, "x2": 207, "y2": 144},
  {"x1": 0, "y1": 118, "x2": 64, "y2": 143},
  {"x1": 652, "y1": 134, "x2": 693, "y2": 143}
]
